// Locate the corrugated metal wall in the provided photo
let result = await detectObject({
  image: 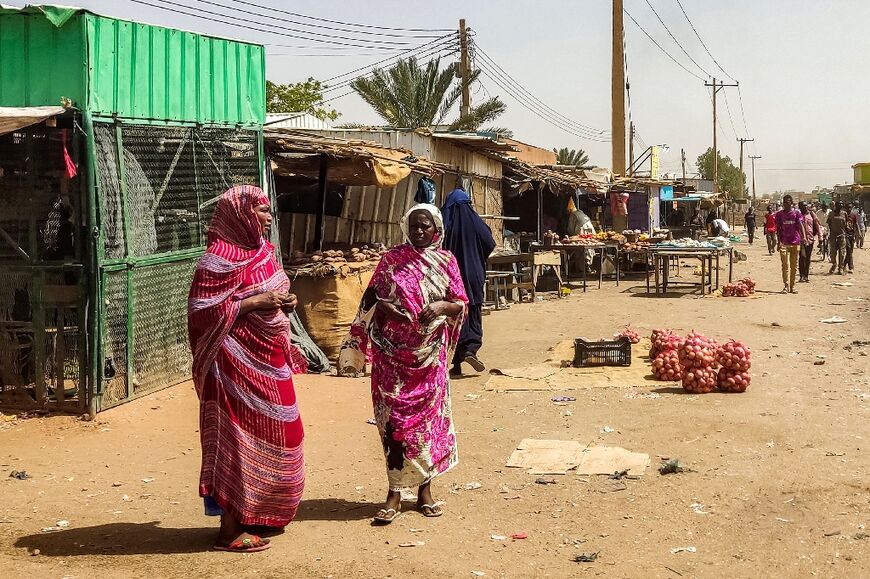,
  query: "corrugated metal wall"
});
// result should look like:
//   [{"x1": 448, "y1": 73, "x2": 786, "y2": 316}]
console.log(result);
[
  {"x1": 280, "y1": 130, "x2": 504, "y2": 252},
  {"x1": 85, "y1": 14, "x2": 265, "y2": 124},
  {"x1": 278, "y1": 131, "x2": 505, "y2": 253},
  {"x1": 0, "y1": 12, "x2": 88, "y2": 106},
  {"x1": 0, "y1": 10, "x2": 265, "y2": 125}
]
